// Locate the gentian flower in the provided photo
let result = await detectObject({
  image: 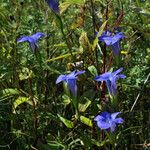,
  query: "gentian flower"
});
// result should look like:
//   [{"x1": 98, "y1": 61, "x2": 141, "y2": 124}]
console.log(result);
[
  {"x1": 46, "y1": 0, "x2": 59, "y2": 14},
  {"x1": 94, "y1": 68, "x2": 126, "y2": 95},
  {"x1": 56, "y1": 70, "x2": 85, "y2": 96},
  {"x1": 94, "y1": 111, "x2": 124, "y2": 132},
  {"x1": 17, "y1": 32, "x2": 45, "y2": 53},
  {"x1": 98, "y1": 31, "x2": 125, "y2": 55}
]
